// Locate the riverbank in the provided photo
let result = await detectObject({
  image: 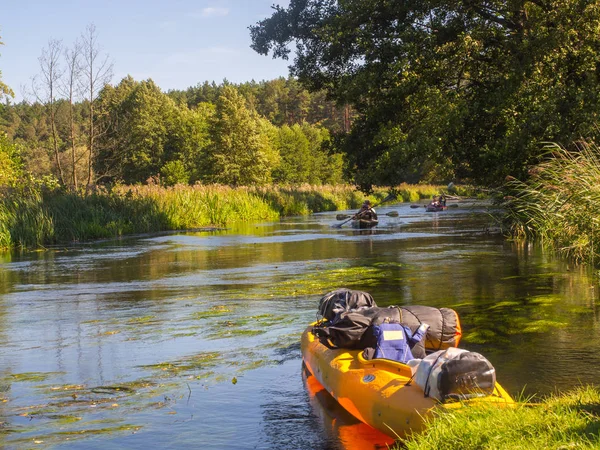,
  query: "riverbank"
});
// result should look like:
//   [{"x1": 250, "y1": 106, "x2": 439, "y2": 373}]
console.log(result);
[
  {"x1": 0, "y1": 183, "x2": 452, "y2": 250},
  {"x1": 398, "y1": 386, "x2": 600, "y2": 449},
  {"x1": 503, "y1": 142, "x2": 600, "y2": 266}
]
